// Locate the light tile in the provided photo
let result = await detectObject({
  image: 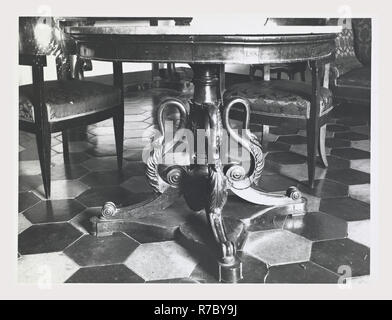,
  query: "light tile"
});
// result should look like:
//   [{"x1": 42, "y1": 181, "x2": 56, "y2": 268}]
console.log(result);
[
  {"x1": 18, "y1": 213, "x2": 32, "y2": 234},
  {"x1": 350, "y1": 159, "x2": 370, "y2": 174},
  {"x1": 242, "y1": 230, "x2": 312, "y2": 266},
  {"x1": 124, "y1": 241, "x2": 198, "y2": 281},
  {"x1": 348, "y1": 220, "x2": 370, "y2": 247},
  {"x1": 349, "y1": 184, "x2": 370, "y2": 204},
  {"x1": 19, "y1": 160, "x2": 45, "y2": 176},
  {"x1": 35, "y1": 180, "x2": 89, "y2": 200},
  {"x1": 18, "y1": 252, "x2": 79, "y2": 284},
  {"x1": 351, "y1": 140, "x2": 370, "y2": 152}
]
